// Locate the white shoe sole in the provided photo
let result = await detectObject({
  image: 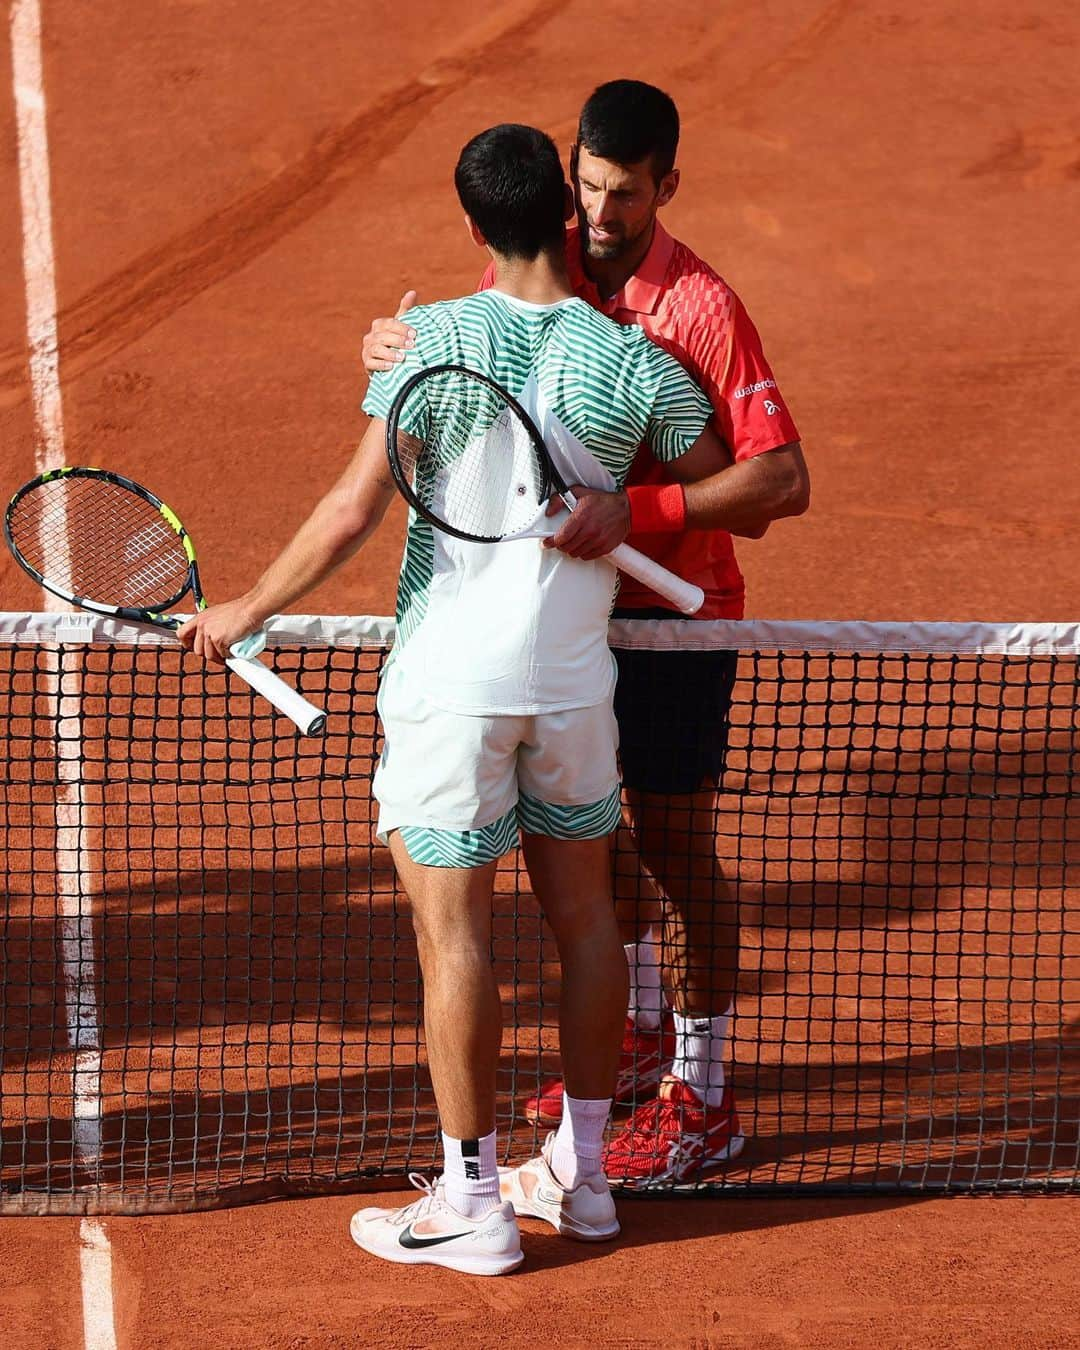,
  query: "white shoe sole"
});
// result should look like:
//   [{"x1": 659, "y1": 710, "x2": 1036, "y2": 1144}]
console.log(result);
[
  {"x1": 513, "y1": 1199, "x2": 620, "y2": 1242},
  {"x1": 349, "y1": 1212, "x2": 524, "y2": 1276},
  {"x1": 499, "y1": 1171, "x2": 620, "y2": 1242}
]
